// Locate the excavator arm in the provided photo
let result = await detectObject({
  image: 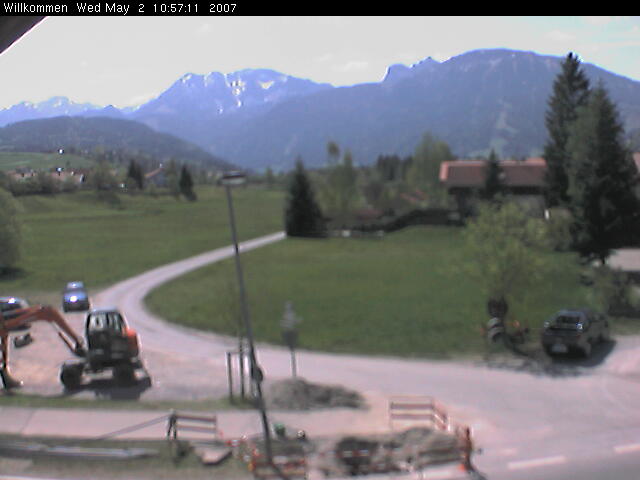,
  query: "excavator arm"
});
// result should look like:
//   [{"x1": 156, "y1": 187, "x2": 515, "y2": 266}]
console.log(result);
[{"x1": 0, "y1": 305, "x2": 86, "y2": 389}]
